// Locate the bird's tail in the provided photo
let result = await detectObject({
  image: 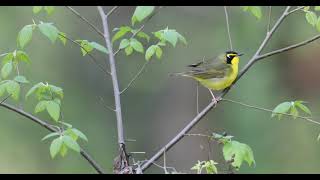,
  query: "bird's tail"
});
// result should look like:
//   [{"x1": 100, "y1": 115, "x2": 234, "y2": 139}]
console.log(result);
[{"x1": 169, "y1": 72, "x2": 191, "y2": 77}]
